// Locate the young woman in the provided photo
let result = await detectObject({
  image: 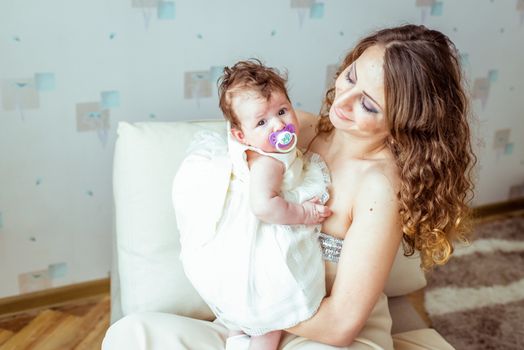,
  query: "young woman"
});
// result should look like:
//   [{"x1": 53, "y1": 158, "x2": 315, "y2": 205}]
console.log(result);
[{"x1": 103, "y1": 24, "x2": 474, "y2": 349}]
